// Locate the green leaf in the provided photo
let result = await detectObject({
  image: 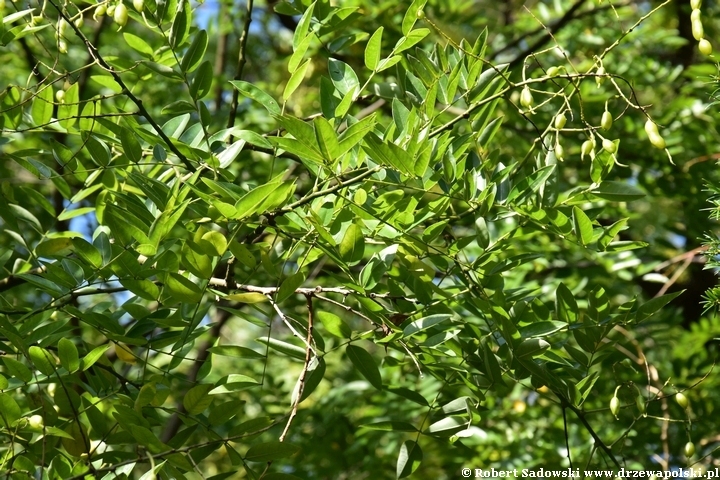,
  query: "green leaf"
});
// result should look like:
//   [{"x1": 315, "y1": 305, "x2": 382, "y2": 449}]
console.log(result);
[
  {"x1": 164, "y1": 272, "x2": 203, "y2": 304},
  {"x1": 313, "y1": 116, "x2": 340, "y2": 161},
  {"x1": 572, "y1": 206, "x2": 593, "y2": 246},
  {"x1": 245, "y1": 442, "x2": 301, "y2": 463},
  {"x1": 229, "y1": 81, "x2": 280, "y2": 115},
  {"x1": 181, "y1": 29, "x2": 208, "y2": 73},
  {"x1": 289, "y1": 31, "x2": 313, "y2": 74},
  {"x1": 58, "y1": 82, "x2": 79, "y2": 130},
  {"x1": 591, "y1": 181, "x2": 645, "y2": 202},
  {"x1": 169, "y1": 0, "x2": 191, "y2": 48},
  {"x1": 362, "y1": 133, "x2": 414, "y2": 176},
  {"x1": 283, "y1": 59, "x2": 311, "y2": 100},
  {"x1": 225, "y1": 292, "x2": 269, "y2": 303},
  {"x1": 208, "y1": 345, "x2": 264, "y2": 359},
  {"x1": 183, "y1": 384, "x2": 213, "y2": 415},
  {"x1": 2, "y1": 357, "x2": 32, "y2": 383},
  {"x1": 234, "y1": 181, "x2": 282, "y2": 218},
  {"x1": 31, "y1": 85, "x2": 53, "y2": 126},
  {"x1": 403, "y1": 314, "x2": 451, "y2": 338},
  {"x1": 257, "y1": 337, "x2": 306, "y2": 359},
  {"x1": 0, "y1": 393, "x2": 21, "y2": 428},
  {"x1": 58, "y1": 338, "x2": 80, "y2": 373},
  {"x1": 365, "y1": 27, "x2": 383, "y2": 71},
  {"x1": 396, "y1": 440, "x2": 422, "y2": 479},
  {"x1": 394, "y1": 28, "x2": 430, "y2": 53},
  {"x1": 402, "y1": 0, "x2": 427, "y2": 35},
  {"x1": 124, "y1": 32, "x2": 154, "y2": 57},
  {"x1": 556, "y1": 282, "x2": 578, "y2": 324},
  {"x1": 328, "y1": 59, "x2": 359, "y2": 96},
  {"x1": 276, "y1": 271, "x2": 306, "y2": 303},
  {"x1": 339, "y1": 223, "x2": 364, "y2": 265},
  {"x1": 361, "y1": 421, "x2": 417, "y2": 432},
  {"x1": 190, "y1": 60, "x2": 213, "y2": 100},
  {"x1": 636, "y1": 291, "x2": 684, "y2": 323},
  {"x1": 120, "y1": 128, "x2": 143, "y2": 163},
  {"x1": 317, "y1": 311, "x2": 352, "y2": 338},
  {"x1": 292, "y1": 2, "x2": 315, "y2": 50},
  {"x1": 598, "y1": 218, "x2": 628, "y2": 251},
  {"x1": 515, "y1": 338, "x2": 551, "y2": 357},
  {"x1": 346, "y1": 344, "x2": 382, "y2": 390},
  {"x1": 81, "y1": 344, "x2": 110, "y2": 371},
  {"x1": 208, "y1": 399, "x2": 245, "y2": 426},
  {"x1": 84, "y1": 134, "x2": 111, "y2": 167}
]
